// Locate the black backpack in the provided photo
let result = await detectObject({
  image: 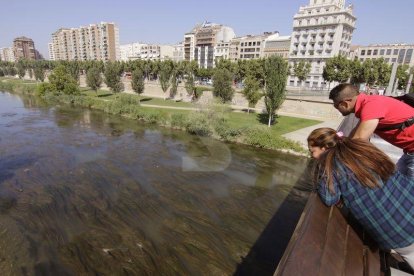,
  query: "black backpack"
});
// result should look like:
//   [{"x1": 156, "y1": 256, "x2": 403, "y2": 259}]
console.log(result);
[
  {"x1": 378, "y1": 94, "x2": 414, "y2": 131},
  {"x1": 393, "y1": 93, "x2": 414, "y2": 108}
]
